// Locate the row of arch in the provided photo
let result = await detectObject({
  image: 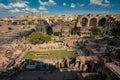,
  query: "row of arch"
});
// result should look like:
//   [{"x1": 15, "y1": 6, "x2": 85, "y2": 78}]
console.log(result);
[{"x1": 81, "y1": 17, "x2": 107, "y2": 27}]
